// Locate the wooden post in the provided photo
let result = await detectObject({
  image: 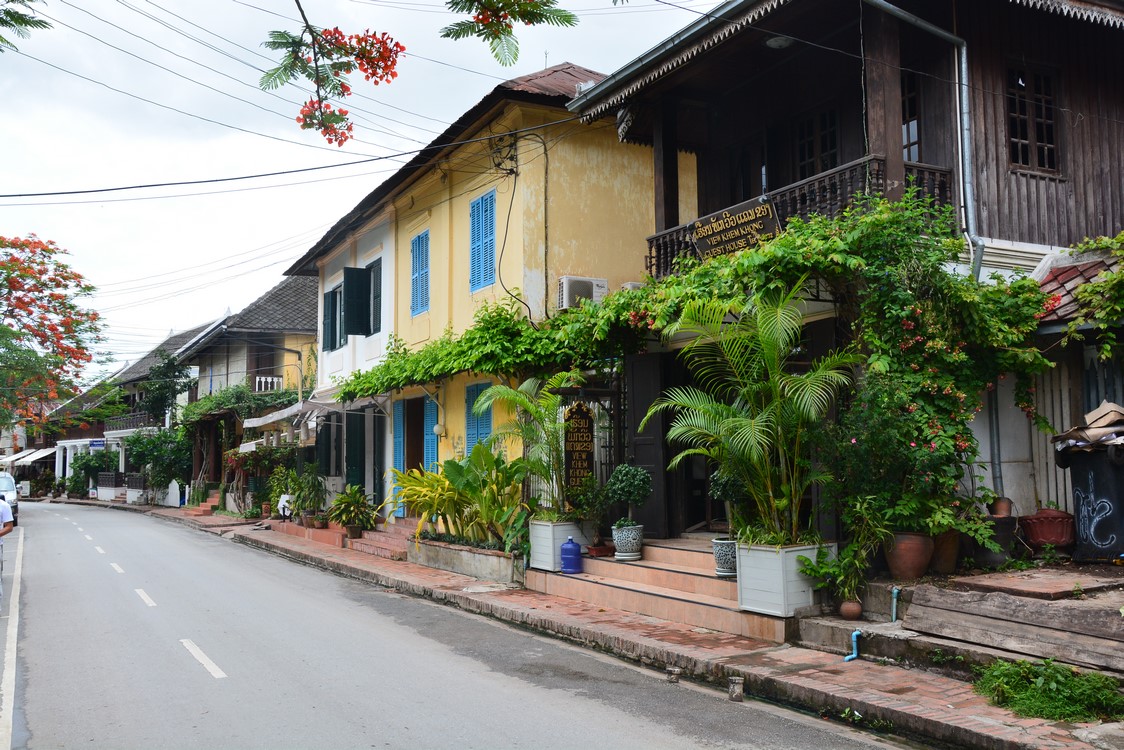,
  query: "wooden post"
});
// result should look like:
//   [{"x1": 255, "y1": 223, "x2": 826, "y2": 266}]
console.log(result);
[{"x1": 862, "y1": 9, "x2": 904, "y2": 200}]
